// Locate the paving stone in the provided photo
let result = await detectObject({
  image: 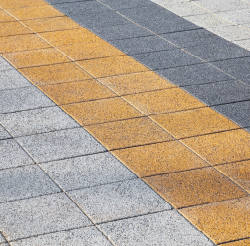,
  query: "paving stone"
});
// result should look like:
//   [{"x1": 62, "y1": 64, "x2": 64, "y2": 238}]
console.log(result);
[
  {"x1": 68, "y1": 179, "x2": 171, "y2": 223},
  {"x1": 183, "y1": 80, "x2": 250, "y2": 106},
  {"x1": 0, "y1": 165, "x2": 60, "y2": 203},
  {"x1": 98, "y1": 0, "x2": 153, "y2": 10},
  {"x1": 234, "y1": 39, "x2": 250, "y2": 50},
  {"x1": 0, "y1": 9, "x2": 16, "y2": 22},
  {"x1": 0, "y1": 125, "x2": 11, "y2": 140},
  {"x1": 98, "y1": 210, "x2": 214, "y2": 246},
  {"x1": 0, "y1": 107, "x2": 79, "y2": 137},
  {"x1": 40, "y1": 152, "x2": 136, "y2": 191},
  {"x1": 11, "y1": 227, "x2": 112, "y2": 246},
  {"x1": 17, "y1": 128, "x2": 106, "y2": 163},
  {"x1": 47, "y1": 0, "x2": 95, "y2": 4},
  {"x1": 213, "y1": 101, "x2": 250, "y2": 128},
  {"x1": 109, "y1": 36, "x2": 177, "y2": 55},
  {"x1": 0, "y1": 57, "x2": 12, "y2": 71},
  {"x1": 0, "y1": 69, "x2": 31, "y2": 91},
  {"x1": 156, "y1": 63, "x2": 232, "y2": 86},
  {"x1": 0, "y1": 233, "x2": 6, "y2": 244},
  {"x1": 0, "y1": 0, "x2": 46, "y2": 9},
  {"x1": 133, "y1": 49, "x2": 203, "y2": 70},
  {"x1": 0, "y1": 22, "x2": 32, "y2": 37},
  {"x1": 0, "y1": 139, "x2": 34, "y2": 170},
  {"x1": 0, "y1": 193, "x2": 92, "y2": 241},
  {"x1": 217, "y1": 9, "x2": 250, "y2": 25},
  {"x1": 0, "y1": 86, "x2": 55, "y2": 114}
]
